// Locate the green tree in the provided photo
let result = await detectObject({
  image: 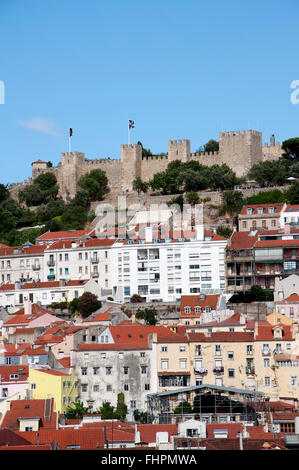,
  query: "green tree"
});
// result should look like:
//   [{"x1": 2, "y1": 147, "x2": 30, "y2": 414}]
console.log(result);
[
  {"x1": 204, "y1": 139, "x2": 219, "y2": 153},
  {"x1": 133, "y1": 177, "x2": 149, "y2": 194},
  {"x1": 186, "y1": 192, "x2": 200, "y2": 205},
  {"x1": 281, "y1": 138, "x2": 299, "y2": 160},
  {"x1": 285, "y1": 182, "x2": 299, "y2": 204},
  {"x1": 133, "y1": 410, "x2": 153, "y2": 424},
  {"x1": 114, "y1": 393, "x2": 128, "y2": 422},
  {"x1": 216, "y1": 226, "x2": 233, "y2": 238},
  {"x1": 136, "y1": 307, "x2": 158, "y2": 325},
  {"x1": 78, "y1": 169, "x2": 108, "y2": 201},
  {"x1": 60, "y1": 204, "x2": 88, "y2": 230},
  {"x1": 65, "y1": 400, "x2": 91, "y2": 419},
  {"x1": 98, "y1": 401, "x2": 115, "y2": 419},
  {"x1": 247, "y1": 160, "x2": 287, "y2": 186},
  {"x1": 173, "y1": 401, "x2": 193, "y2": 414},
  {"x1": 76, "y1": 292, "x2": 102, "y2": 319}
]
